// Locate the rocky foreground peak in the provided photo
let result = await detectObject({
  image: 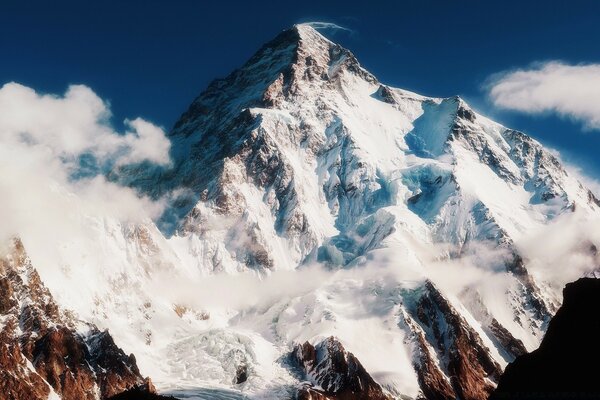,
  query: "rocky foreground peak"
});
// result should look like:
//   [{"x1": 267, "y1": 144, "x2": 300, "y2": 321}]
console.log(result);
[{"x1": 491, "y1": 278, "x2": 600, "y2": 399}]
